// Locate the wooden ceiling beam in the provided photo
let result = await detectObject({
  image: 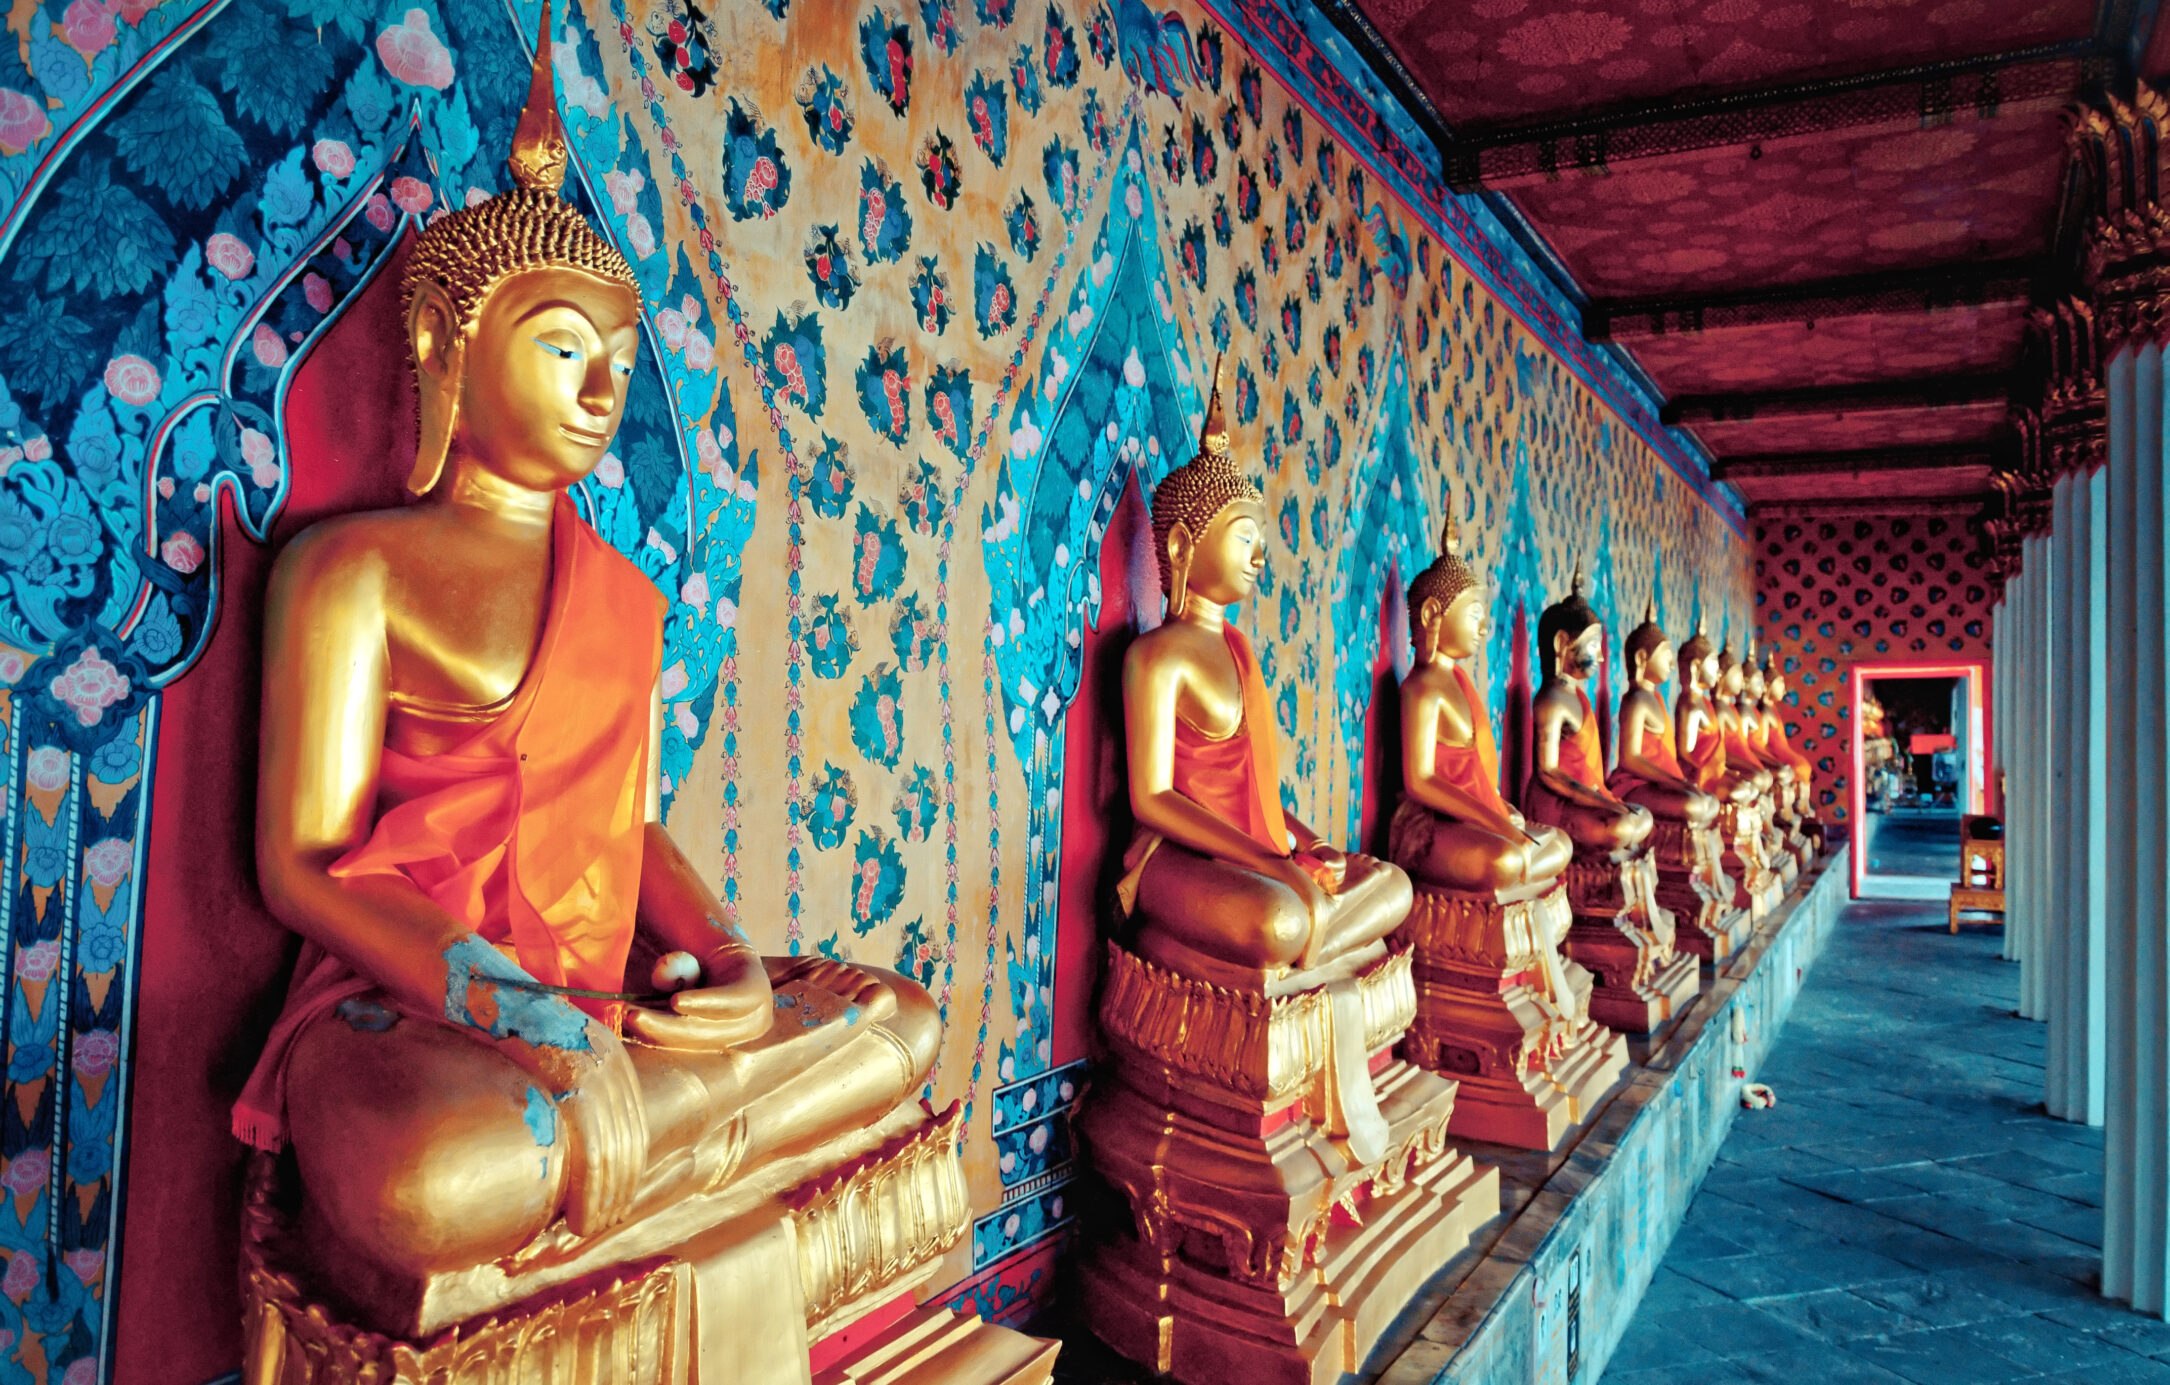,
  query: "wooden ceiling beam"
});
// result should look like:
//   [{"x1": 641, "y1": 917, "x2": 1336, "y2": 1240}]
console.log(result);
[
  {"x1": 1662, "y1": 373, "x2": 2012, "y2": 425},
  {"x1": 1710, "y1": 445, "x2": 2000, "y2": 481},
  {"x1": 1587, "y1": 261, "x2": 2043, "y2": 341},
  {"x1": 1444, "y1": 46, "x2": 2098, "y2": 191}
]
